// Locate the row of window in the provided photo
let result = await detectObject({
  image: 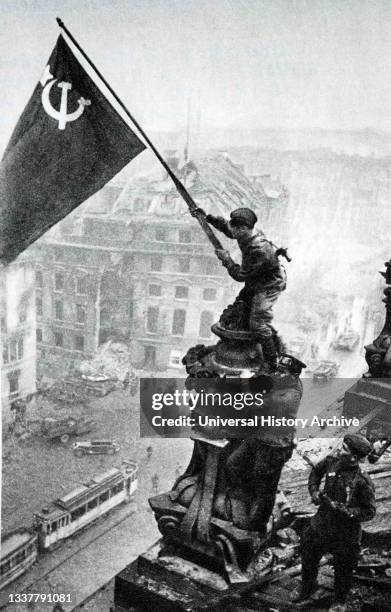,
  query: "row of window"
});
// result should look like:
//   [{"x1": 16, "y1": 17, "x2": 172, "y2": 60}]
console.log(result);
[
  {"x1": 149, "y1": 285, "x2": 217, "y2": 301},
  {"x1": 36, "y1": 271, "x2": 87, "y2": 295},
  {"x1": 147, "y1": 307, "x2": 213, "y2": 338},
  {"x1": 0, "y1": 544, "x2": 36, "y2": 576},
  {"x1": 36, "y1": 298, "x2": 86, "y2": 324},
  {"x1": 36, "y1": 328, "x2": 85, "y2": 352},
  {"x1": 3, "y1": 338, "x2": 24, "y2": 365},
  {"x1": 150, "y1": 255, "x2": 219, "y2": 275},
  {"x1": 155, "y1": 229, "x2": 192, "y2": 243}
]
